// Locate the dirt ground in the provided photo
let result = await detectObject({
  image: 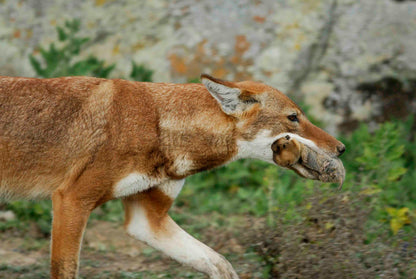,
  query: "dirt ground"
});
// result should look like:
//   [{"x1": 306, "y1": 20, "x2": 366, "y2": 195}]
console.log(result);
[{"x1": 0, "y1": 219, "x2": 257, "y2": 279}]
